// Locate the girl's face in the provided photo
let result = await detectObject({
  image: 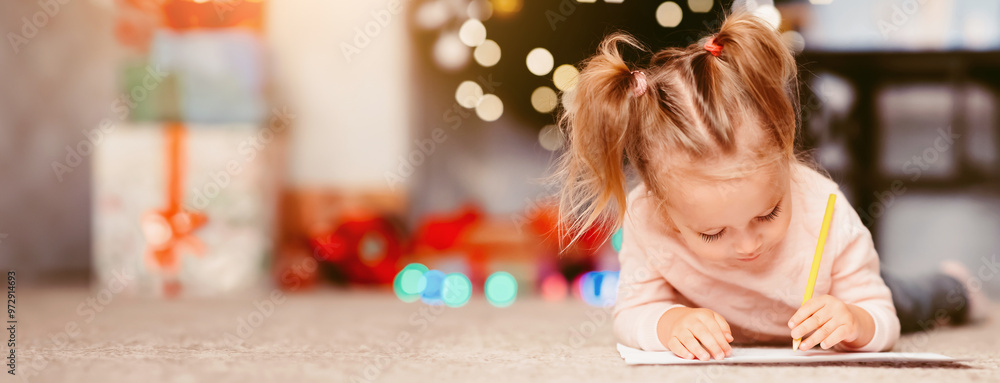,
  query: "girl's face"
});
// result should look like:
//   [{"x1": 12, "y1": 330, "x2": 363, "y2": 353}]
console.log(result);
[{"x1": 665, "y1": 165, "x2": 792, "y2": 264}]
